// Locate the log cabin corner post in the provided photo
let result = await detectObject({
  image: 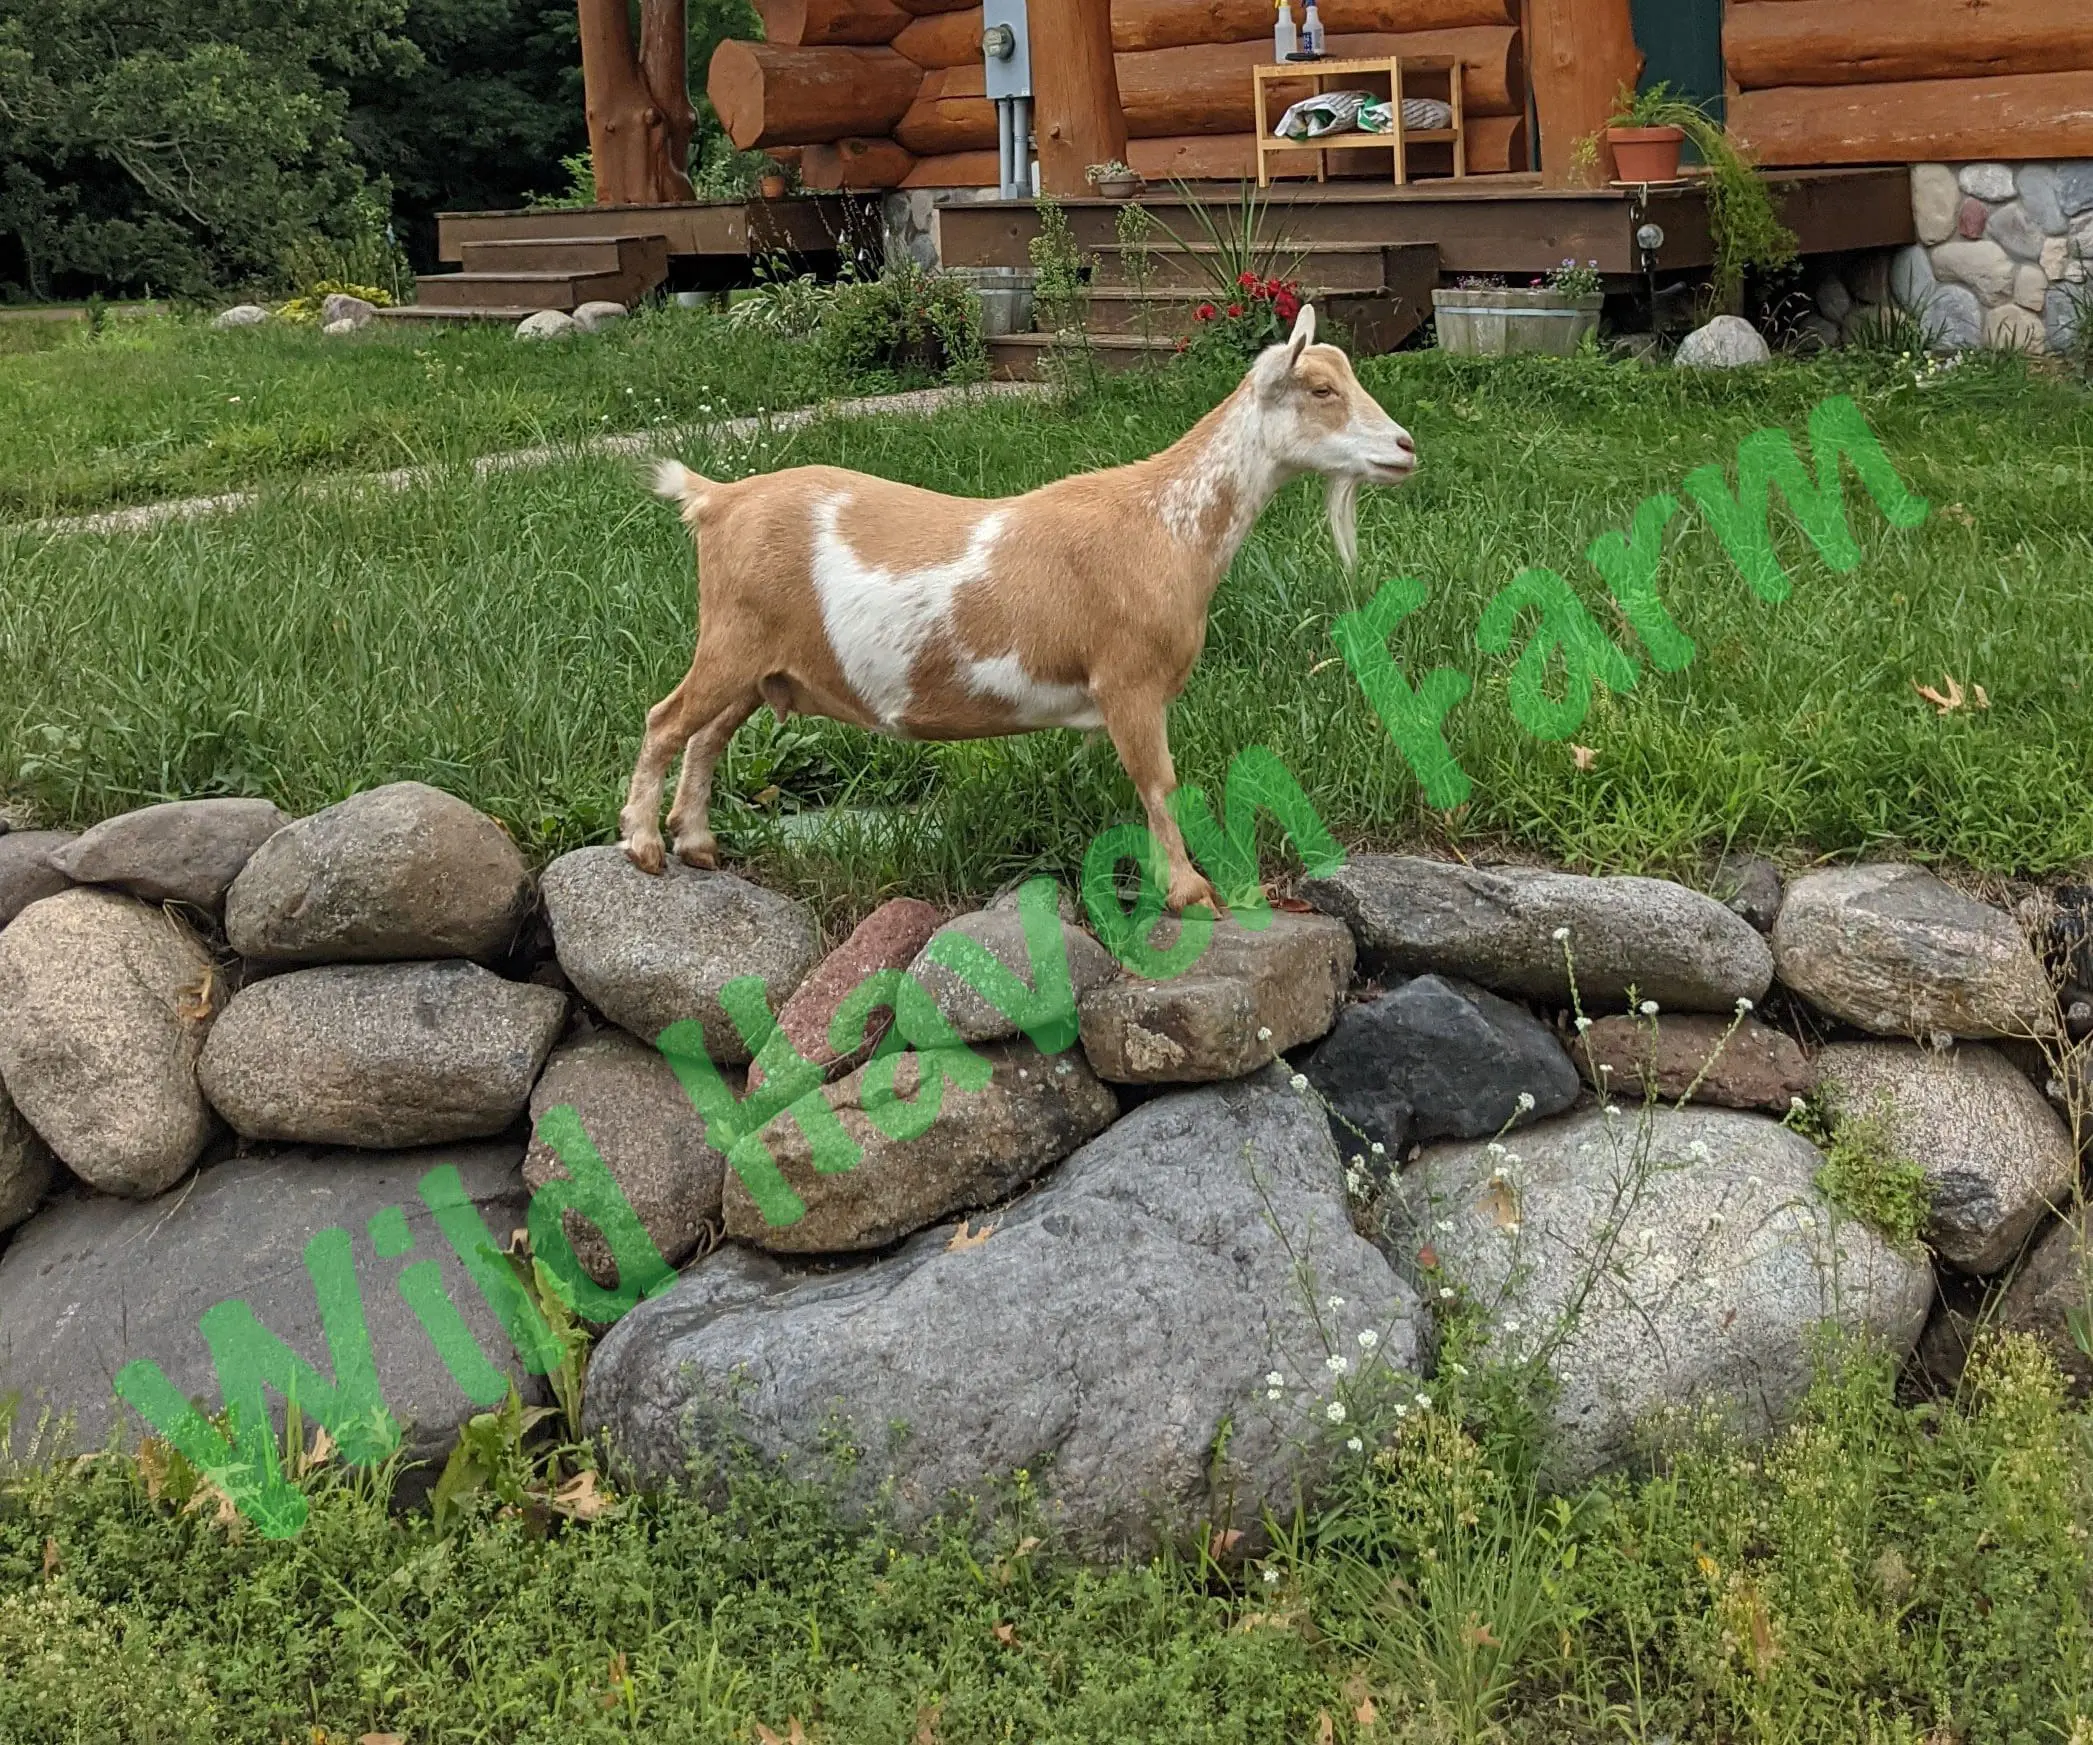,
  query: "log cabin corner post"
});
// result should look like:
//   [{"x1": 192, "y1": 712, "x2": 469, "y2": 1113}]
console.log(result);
[
  {"x1": 1526, "y1": 0, "x2": 1643, "y2": 187},
  {"x1": 578, "y1": 0, "x2": 697, "y2": 204},
  {"x1": 1030, "y1": 0, "x2": 1130, "y2": 196}
]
